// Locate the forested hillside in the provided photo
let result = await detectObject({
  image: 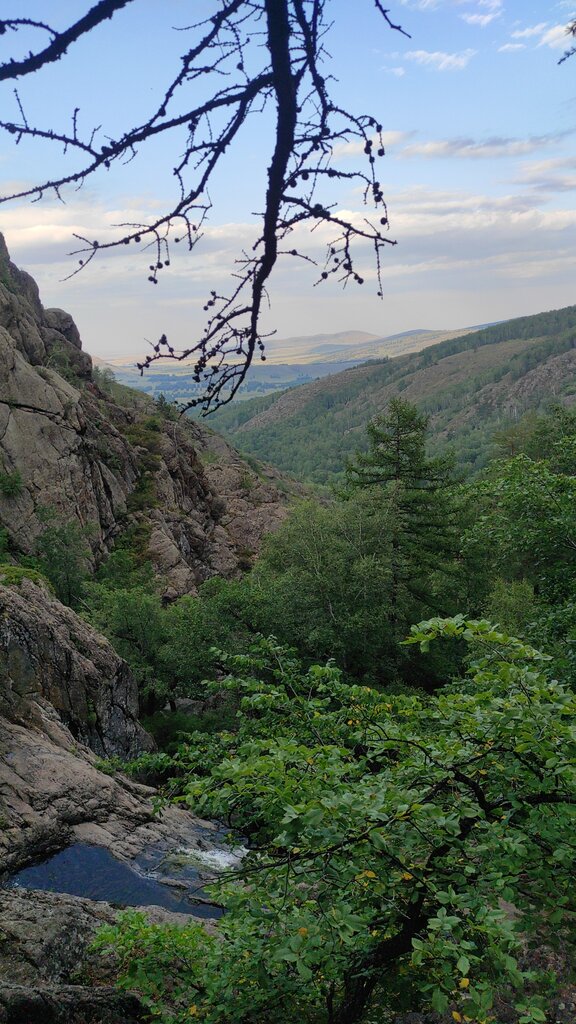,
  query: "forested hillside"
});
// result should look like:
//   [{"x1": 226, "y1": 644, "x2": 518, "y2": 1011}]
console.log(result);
[
  {"x1": 94, "y1": 398, "x2": 576, "y2": 1024},
  {"x1": 208, "y1": 305, "x2": 576, "y2": 481}
]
